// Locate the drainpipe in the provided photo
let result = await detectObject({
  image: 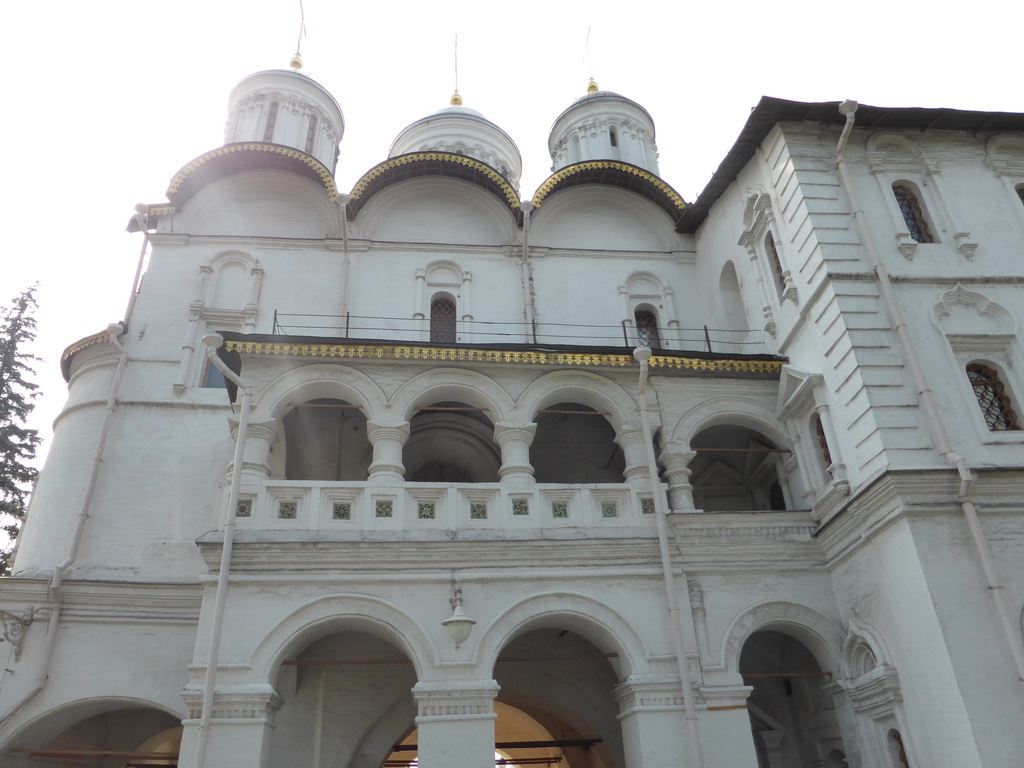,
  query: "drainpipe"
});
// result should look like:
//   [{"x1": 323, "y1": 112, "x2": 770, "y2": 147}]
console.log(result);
[
  {"x1": 633, "y1": 346, "x2": 705, "y2": 768},
  {"x1": 194, "y1": 333, "x2": 254, "y2": 767},
  {"x1": 520, "y1": 201, "x2": 538, "y2": 344},
  {"x1": 338, "y1": 195, "x2": 351, "y2": 335},
  {"x1": 834, "y1": 102, "x2": 1024, "y2": 680},
  {"x1": 0, "y1": 322, "x2": 129, "y2": 729}
]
